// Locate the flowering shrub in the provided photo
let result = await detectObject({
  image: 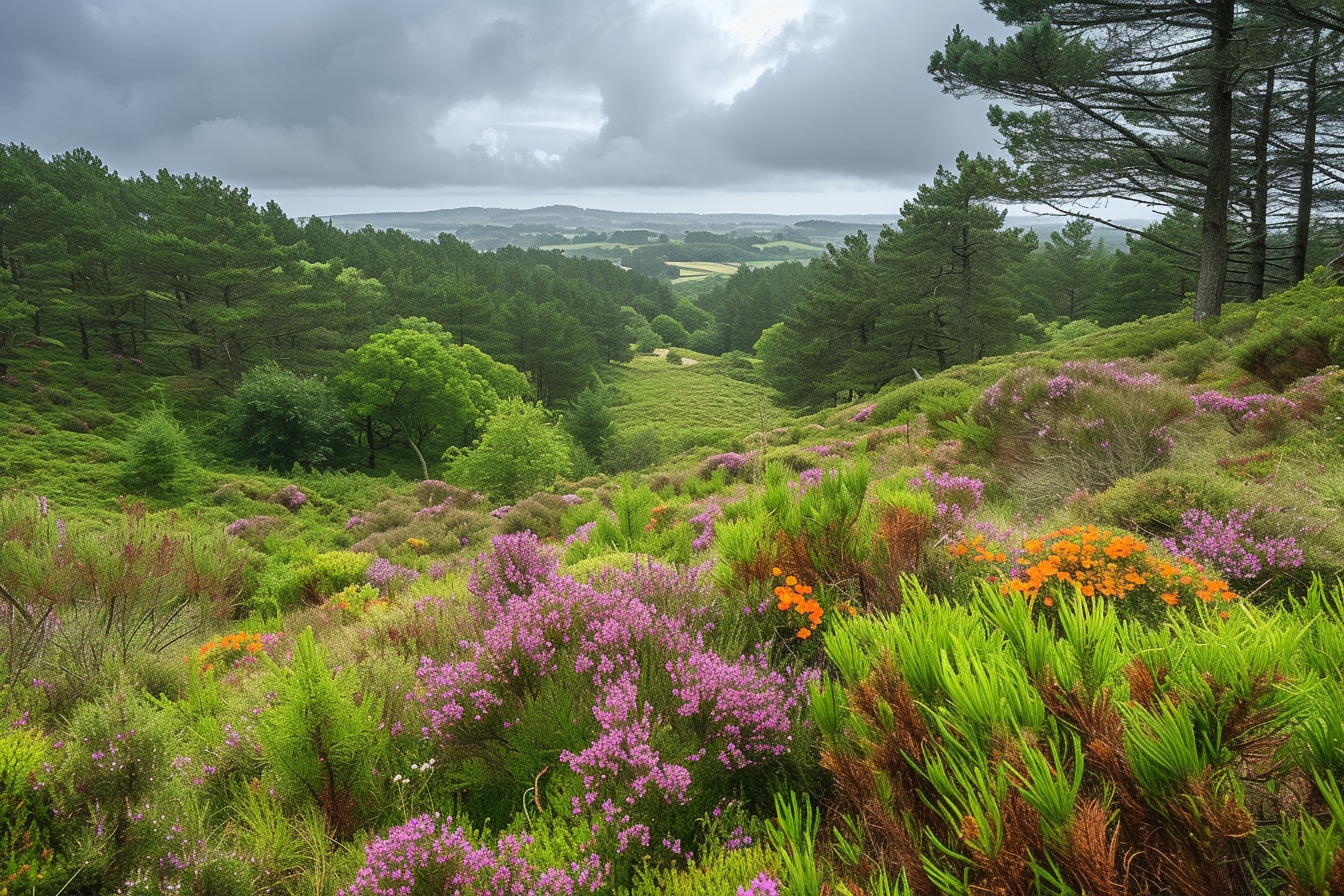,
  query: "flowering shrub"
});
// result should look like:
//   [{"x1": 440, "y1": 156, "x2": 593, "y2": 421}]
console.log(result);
[
  {"x1": 972, "y1": 360, "x2": 1190, "y2": 494},
  {"x1": 907, "y1": 469, "x2": 985, "y2": 535},
  {"x1": 1192, "y1": 390, "x2": 1298, "y2": 435},
  {"x1": 192, "y1": 629, "x2": 283, "y2": 674},
  {"x1": 770, "y1": 568, "x2": 826, "y2": 639},
  {"x1": 851, "y1": 404, "x2": 875, "y2": 423},
  {"x1": 689, "y1": 501, "x2": 722, "y2": 552},
  {"x1": 342, "y1": 814, "x2": 607, "y2": 896},
  {"x1": 951, "y1": 524, "x2": 1237, "y2": 619},
  {"x1": 271, "y1": 484, "x2": 307, "y2": 510},
  {"x1": 698, "y1": 451, "x2": 756, "y2": 481},
  {"x1": 1161, "y1": 508, "x2": 1304, "y2": 582},
  {"x1": 413, "y1": 533, "x2": 813, "y2": 875},
  {"x1": 365, "y1": 557, "x2": 420, "y2": 595},
  {"x1": 224, "y1": 514, "x2": 278, "y2": 538}
]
